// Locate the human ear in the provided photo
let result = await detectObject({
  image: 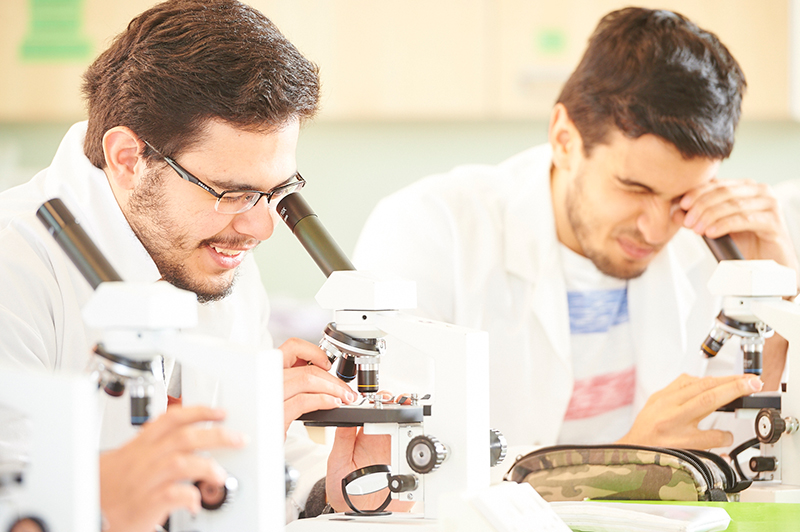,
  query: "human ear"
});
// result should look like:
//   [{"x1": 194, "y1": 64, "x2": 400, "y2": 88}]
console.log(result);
[
  {"x1": 102, "y1": 126, "x2": 145, "y2": 191},
  {"x1": 548, "y1": 103, "x2": 583, "y2": 172}
]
